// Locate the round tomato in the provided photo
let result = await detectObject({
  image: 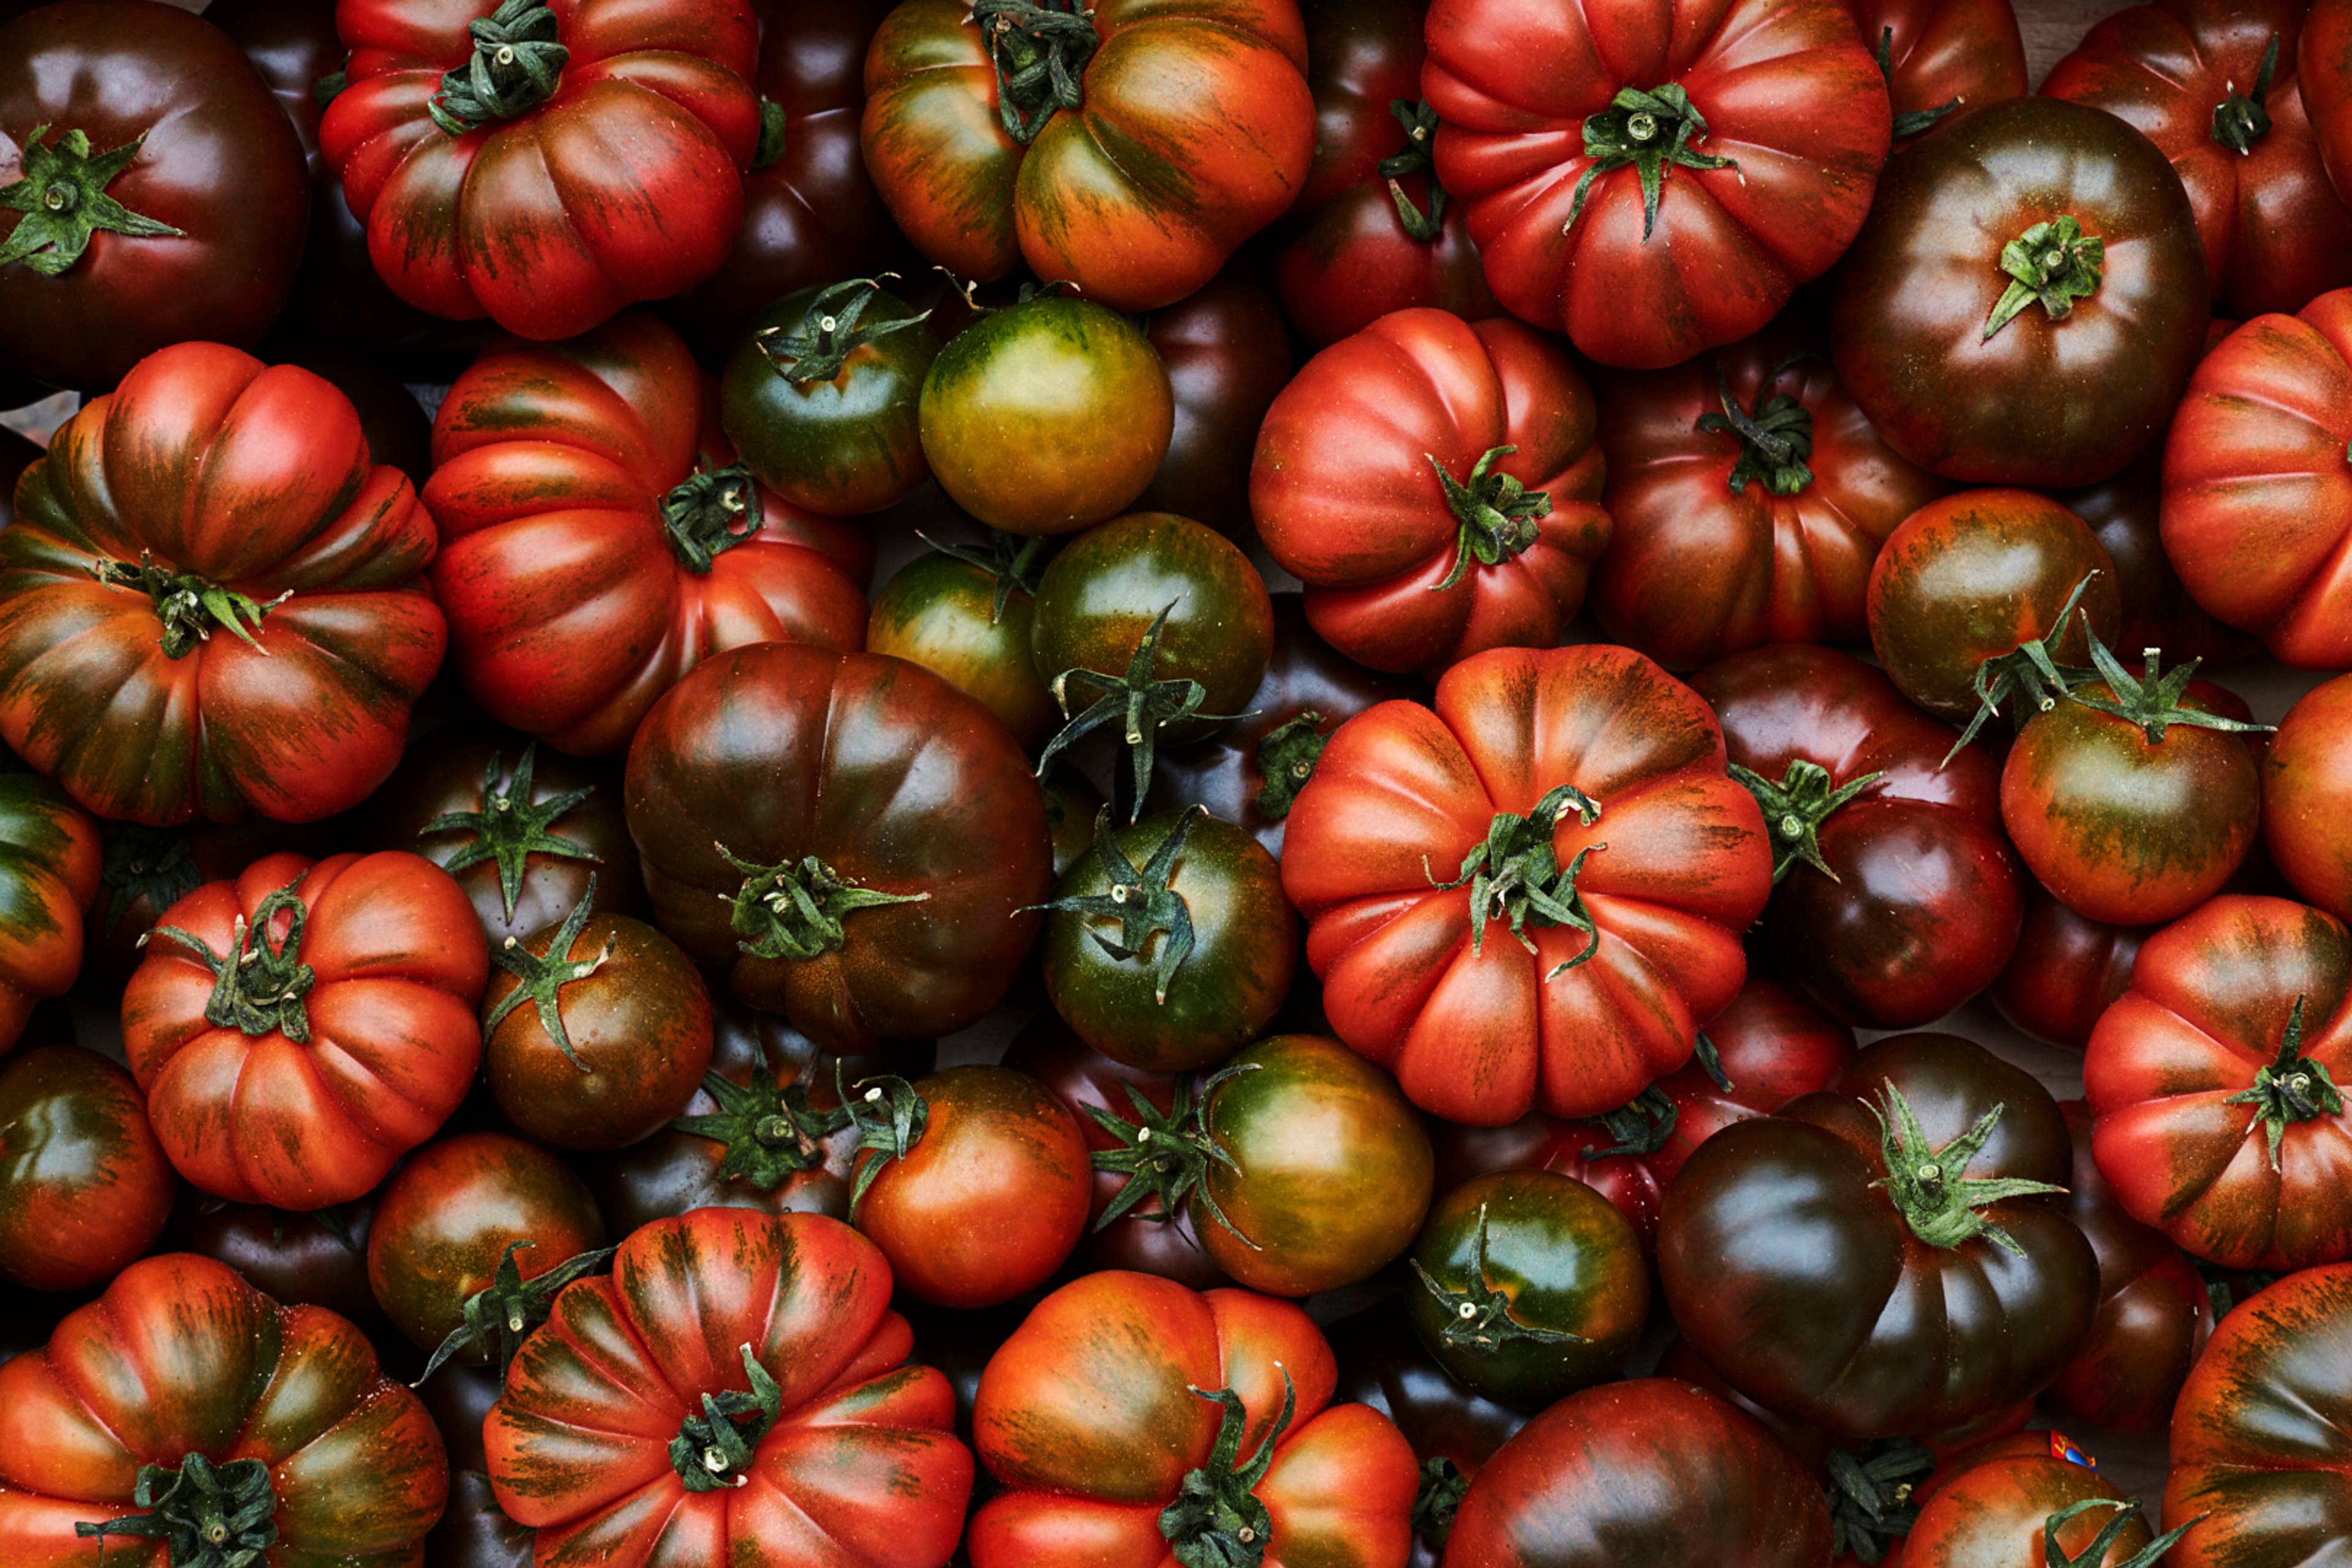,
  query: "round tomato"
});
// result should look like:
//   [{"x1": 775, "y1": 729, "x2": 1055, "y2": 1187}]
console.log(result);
[
  {"x1": 1991, "y1": 892, "x2": 2149, "y2": 1049},
  {"x1": 1833, "y1": 97, "x2": 2211, "y2": 486},
  {"x1": 1908, "y1": 1453, "x2": 2184, "y2": 1568},
  {"x1": 277, "y1": 342, "x2": 436, "y2": 484},
  {"x1": 2084, "y1": 893, "x2": 2352, "y2": 1270},
  {"x1": 1593, "y1": 328, "x2": 1950, "y2": 669},
  {"x1": 419, "y1": 1362, "x2": 534, "y2": 1568},
  {"x1": 0, "y1": 1045, "x2": 172, "y2": 1292},
  {"x1": 165, "y1": 1192, "x2": 380, "y2": 1327},
  {"x1": 1251, "y1": 310, "x2": 1611, "y2": 675},
  {"x1": 1660, "y1": 1032, "x2": 2097, "y2": 1439},
  {"x1": 1852, "y1": 0, "x2": 2027, "y2": 141},
  {"x1": 1134, "y1": 262, "x2": 1297, "y2": 533},
  {"x1": 0, "y1": 342, "x2": 445, "y2": 824},
  {"x1": 1694, "y1": 643, "x2": 2024, "y2": 1027},
  {"x1": 320, "y1": 0, "x2": 761, "y2": 339},
  {"x1": 85, "y1": 817, "x2": 272, "y2": 988},
  {"x1": 486, "y1": 1208, "x2": 973, "y2": 1566},
  {"x1": 970, "y1": 1270, "x2": 1419, "y2": 1568},
  {"x1": 122, "y1": 850, "x2": 489, "y2": 1210},
  {"x1": 2309, "y1": 0, "x2": 2352, "y2": 200},
  {"x1": 861, "y1": 0, "x2": 1314, "y2": 312},
  {"x1": 2266, "y1": 672, "x2": 2352, "y2": 919},
  {"x1": 1283, "y1": 643, "x2": 1773, "y2": 1126},
  {"x1": 625, "y1": 643, "x2": 1050, "y2": 1052},
  {"x1": 2062, "y1": 451, "x2": 2252, "y2": 665},
  {"x1": 0, "y1": 773, "x2": 97, "y2": 1055},
  {"x1": 0, "y1": 0, "x2": 308, "y2": 391},
  {"x1": 867, "y1": 531, "x2": 1056, "y2": 748}
]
